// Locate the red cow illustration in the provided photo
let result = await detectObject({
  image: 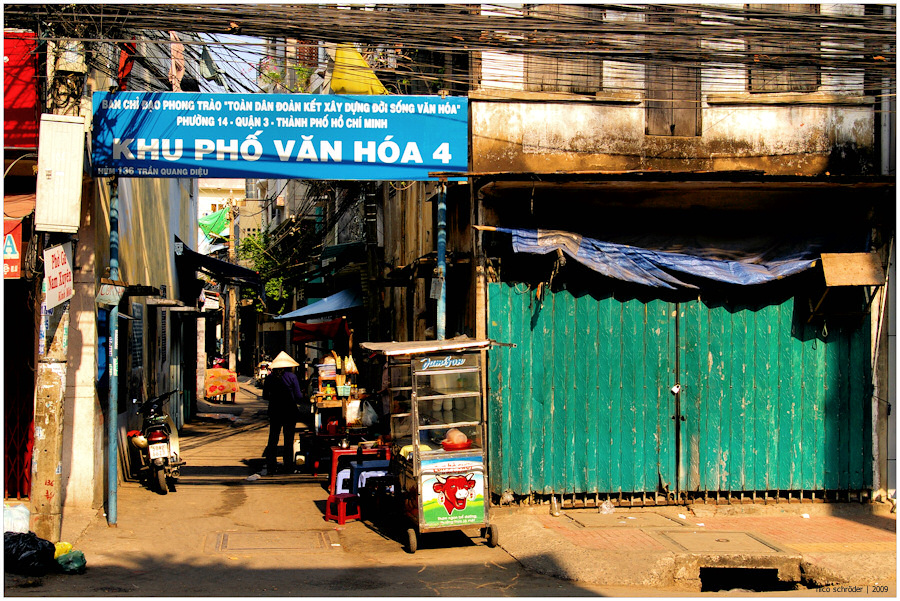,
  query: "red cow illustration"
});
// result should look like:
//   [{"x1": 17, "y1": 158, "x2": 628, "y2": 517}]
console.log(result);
[{"x1": 433, "y1": 473, "x2": 477, "y2": 515}]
